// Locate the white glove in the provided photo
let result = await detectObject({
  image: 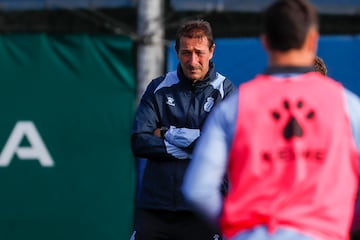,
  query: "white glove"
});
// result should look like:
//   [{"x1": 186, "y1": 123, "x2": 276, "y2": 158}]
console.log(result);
[
  {"x1": 164, "y1": 140, "x2": 191, "y2": 159},
  {"x1": 164, "y1": 126, "x2": 200, "y2": 148}
]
